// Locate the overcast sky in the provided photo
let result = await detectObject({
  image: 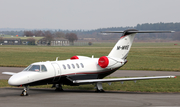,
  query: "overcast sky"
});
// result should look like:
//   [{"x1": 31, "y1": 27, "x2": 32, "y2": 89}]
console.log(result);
[{"x1": 0, "y1": 0, "x2": 180, "y2": 30}]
